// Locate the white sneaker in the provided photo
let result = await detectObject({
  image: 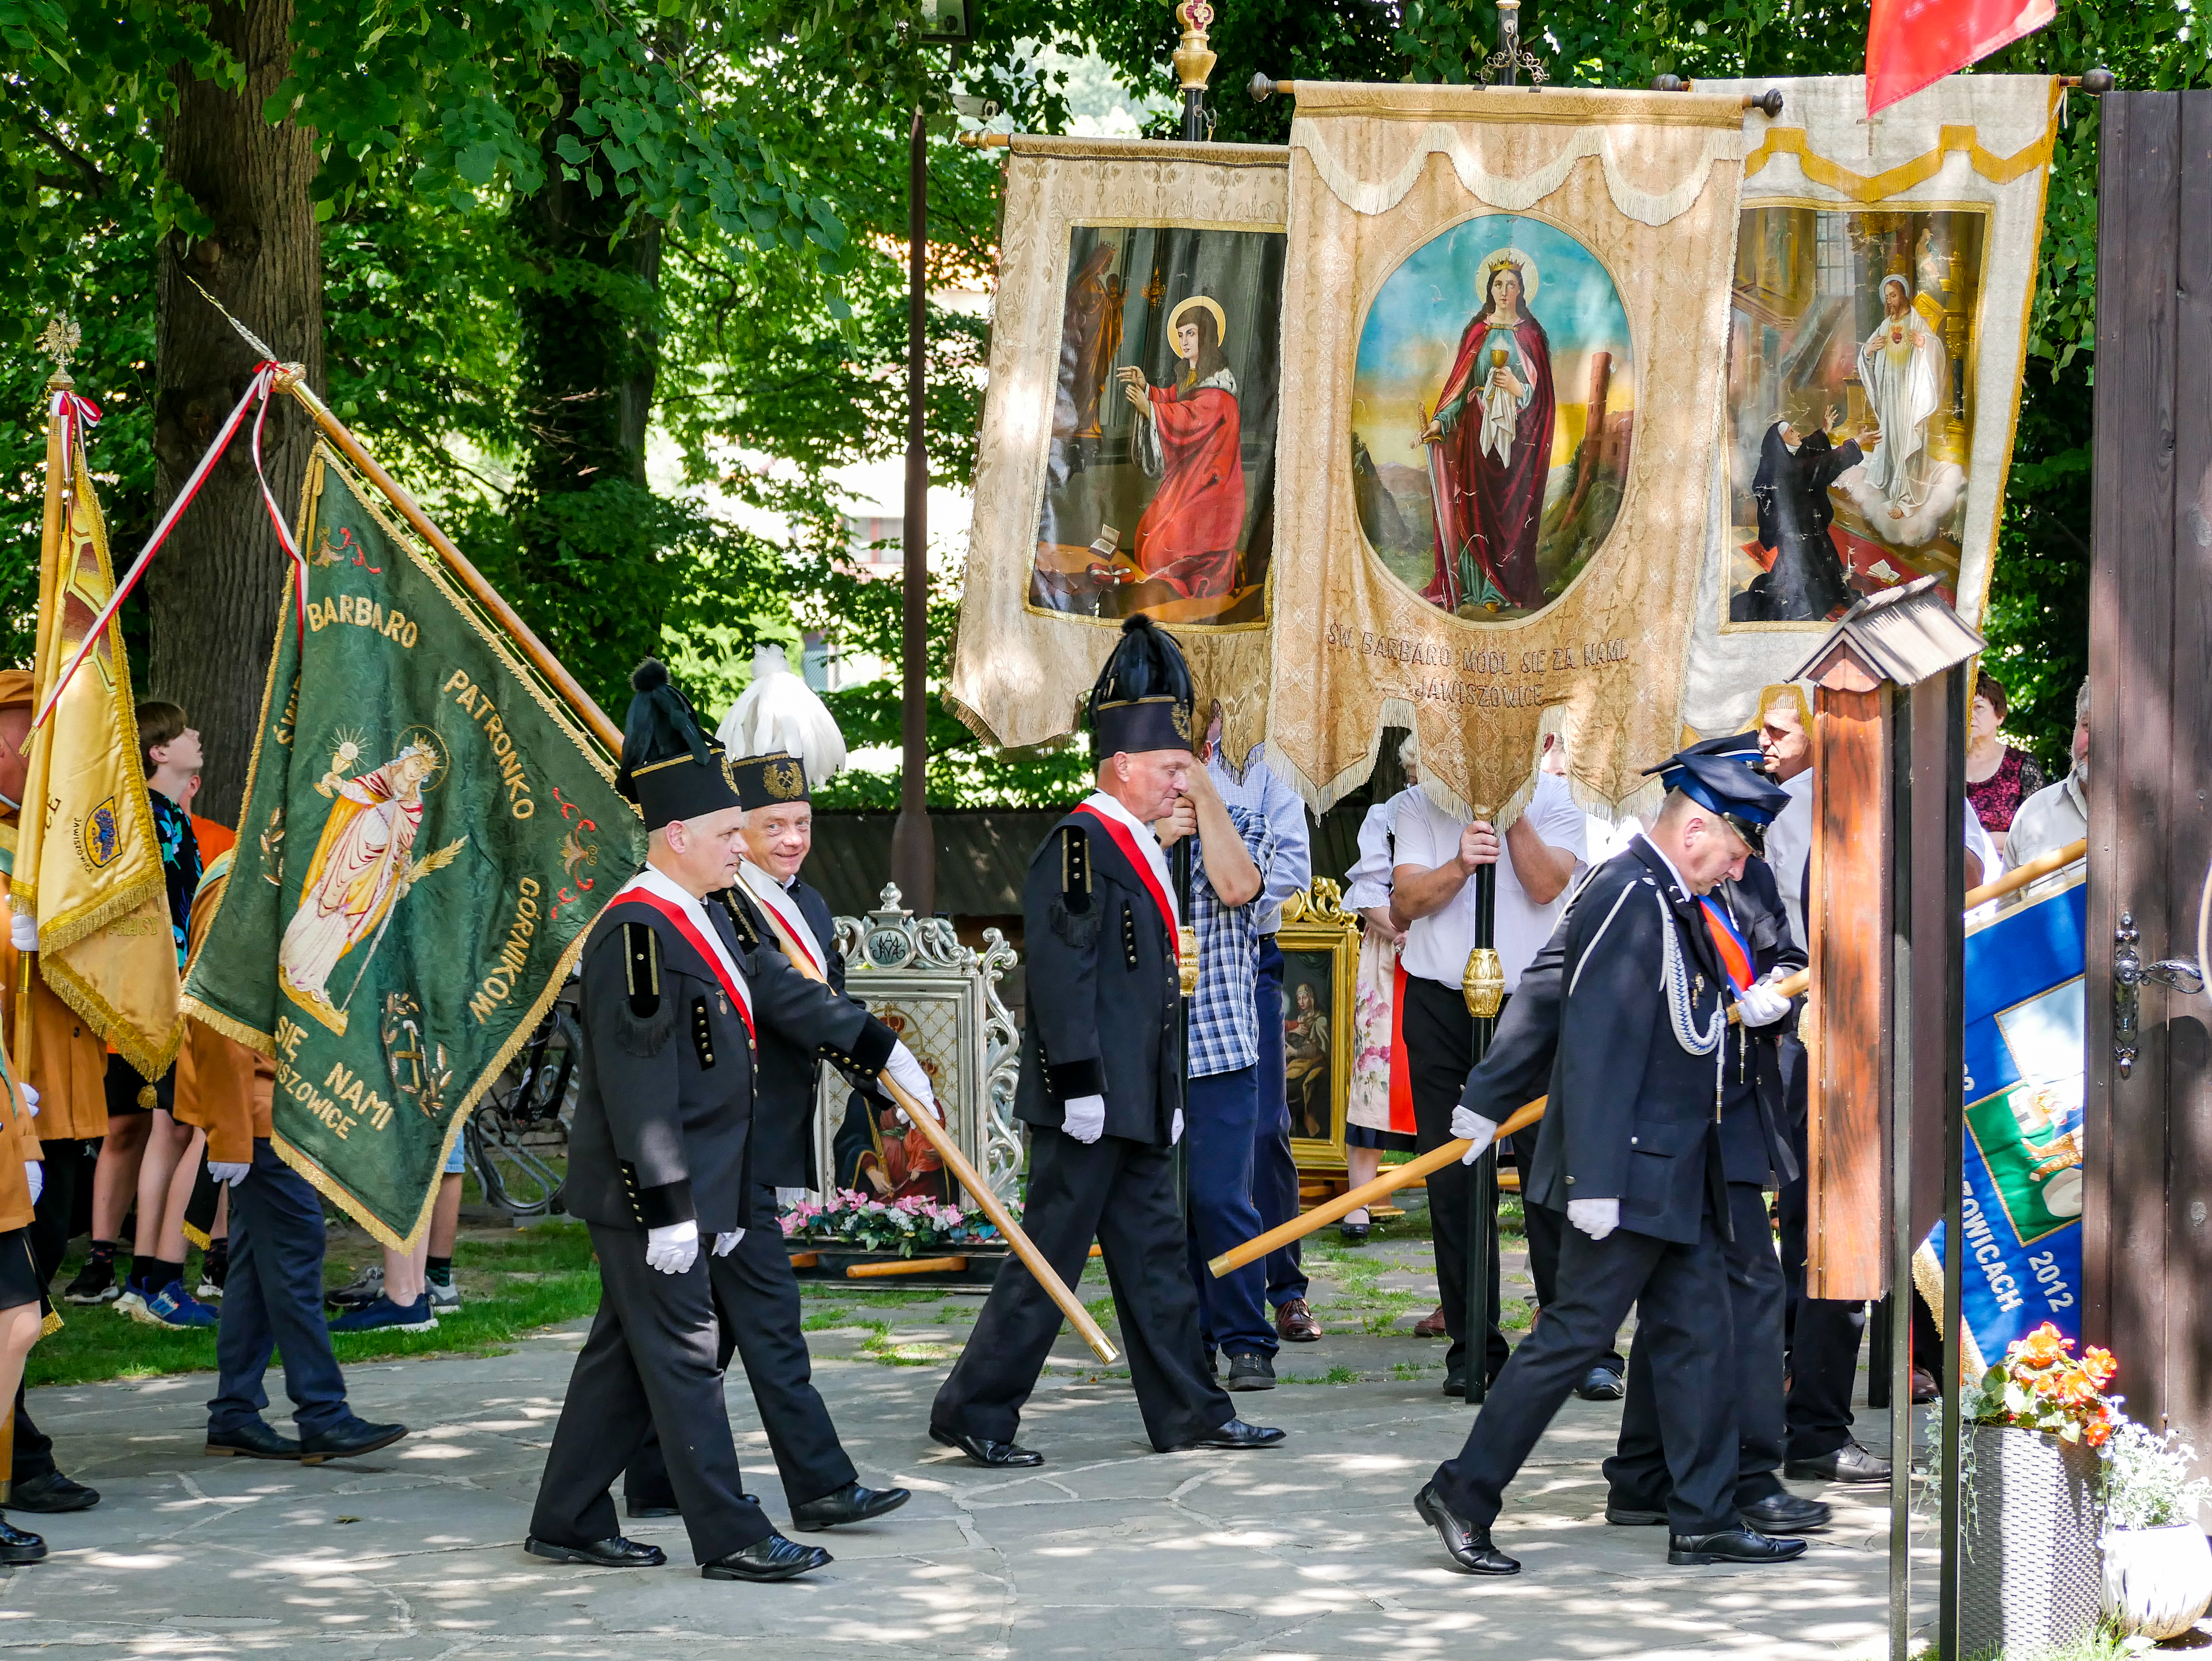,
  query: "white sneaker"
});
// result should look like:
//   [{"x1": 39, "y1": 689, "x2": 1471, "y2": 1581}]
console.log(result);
[
  {"x1": 112, "y1": 1288, "x2": 148, "y2": 1321},
  {"x1": 427, "y1": 1277, "x2": 460, "y2": 1312}
]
